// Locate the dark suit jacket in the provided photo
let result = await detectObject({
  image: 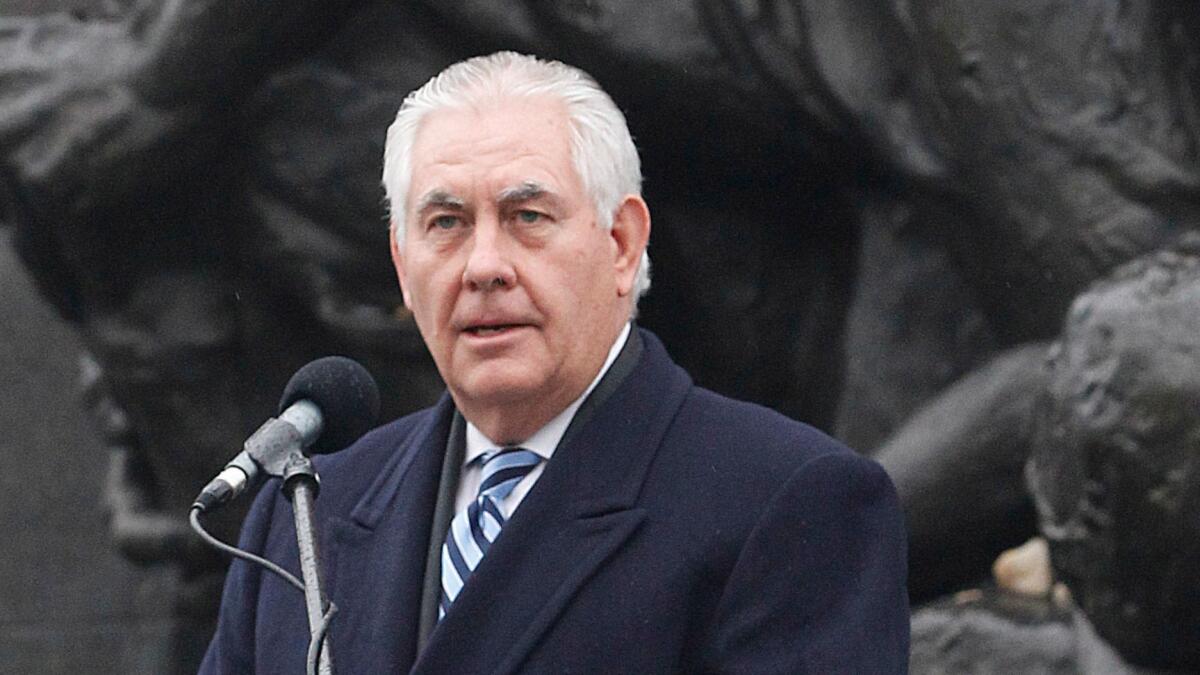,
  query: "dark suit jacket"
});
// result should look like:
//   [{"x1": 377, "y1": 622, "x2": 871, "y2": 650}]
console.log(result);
[{"x1": 200, "y1": 329, "x2": 909, "y2": 673}]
